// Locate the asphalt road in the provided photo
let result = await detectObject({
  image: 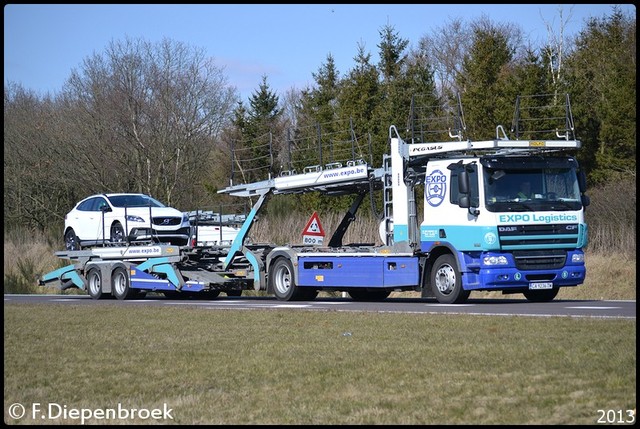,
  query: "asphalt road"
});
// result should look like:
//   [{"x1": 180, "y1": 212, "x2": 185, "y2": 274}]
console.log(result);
[{"x1": 4, "y1": 294, "x2": 636, "y2": 319}]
